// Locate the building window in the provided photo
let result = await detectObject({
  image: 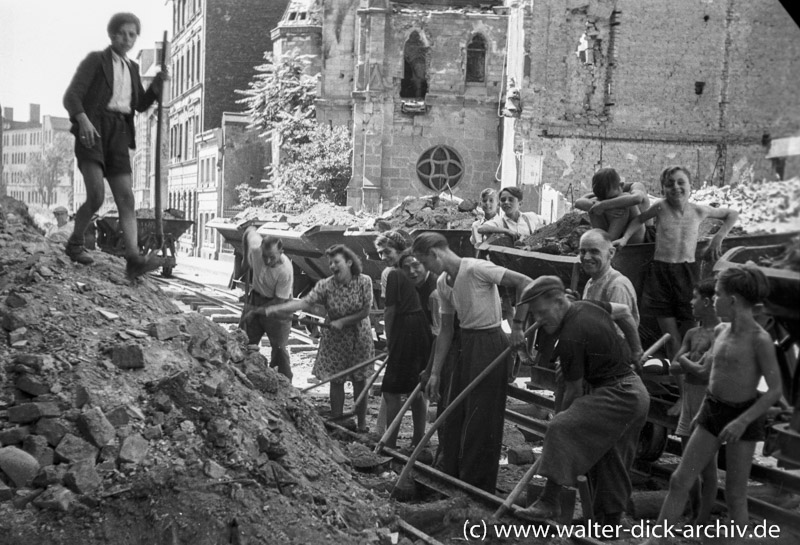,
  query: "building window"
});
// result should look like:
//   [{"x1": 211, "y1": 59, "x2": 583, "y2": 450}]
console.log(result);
[
  {"x1": 416, "y1": 145, "x2": 464, "y2": 192},
  {"x1": 466, "y1": 34, "x2": 487, "y2": 83},
  {"x1": 401, "y1": 32, "x2": 429, "y2": 99}
]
